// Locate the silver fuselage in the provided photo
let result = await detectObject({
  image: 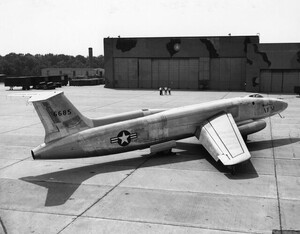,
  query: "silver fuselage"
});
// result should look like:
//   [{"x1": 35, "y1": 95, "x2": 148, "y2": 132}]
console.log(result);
[{"x1": 32, "y1": 97, "x2": 287, "y2": 159}]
